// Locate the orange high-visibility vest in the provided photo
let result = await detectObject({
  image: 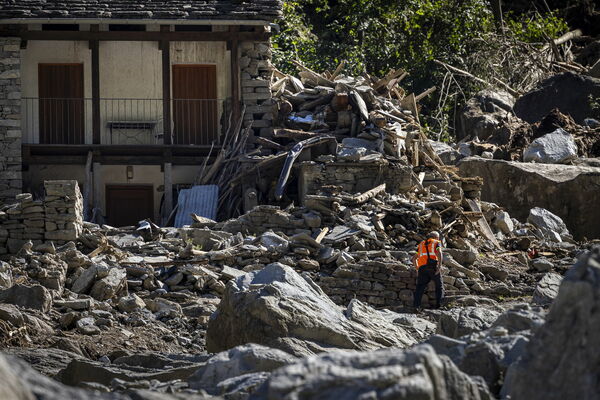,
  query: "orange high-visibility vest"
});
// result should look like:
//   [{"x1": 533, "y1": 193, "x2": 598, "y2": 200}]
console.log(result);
[{"x1": 416, "y1": 239, "x2": 441, "y2": 269}]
